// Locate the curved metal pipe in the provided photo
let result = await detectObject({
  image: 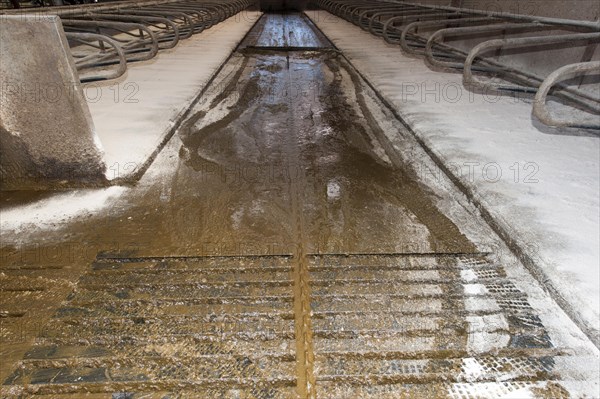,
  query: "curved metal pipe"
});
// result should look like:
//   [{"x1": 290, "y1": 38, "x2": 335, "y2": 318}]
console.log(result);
[
  {"x1": 425, "y1": 22, "x2": 546, "y2": 70},
  {"x1": 118, "y1": 9, "x2": 194, "y2": 39},
  {"x1": 88, "y1": 13, "x2": 181, "y2": 49},
  {"x1": 399, "y1": 17, "x2": 501, "y2": 54},
  {"x1": 533, "y1": 62, "x2": 600, "y2": 129},
  {"x1": 369, "y1": 10, "x2": 459, "y2": 35},
  {"x1": 463, "y1": 32, "x2": 600, "y2": 94},
  {"x1": 386, "y1": 0, "x2": 600, "y2": 30},
  {"x1": 63, "y1": 19, "x2": 160, "y2": 62},
  {"x1": 65, "y1": 32, "x2": 128, "y2": 82}
]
